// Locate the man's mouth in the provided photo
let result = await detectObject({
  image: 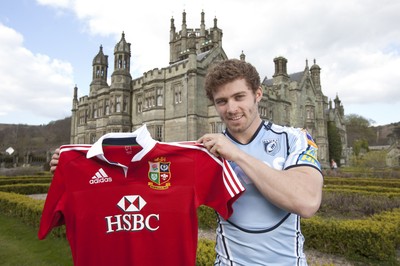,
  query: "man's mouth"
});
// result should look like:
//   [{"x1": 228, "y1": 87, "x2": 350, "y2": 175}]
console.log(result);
[{"x1": 228, "y1": 114, "x2": 243, "y2": 121}]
